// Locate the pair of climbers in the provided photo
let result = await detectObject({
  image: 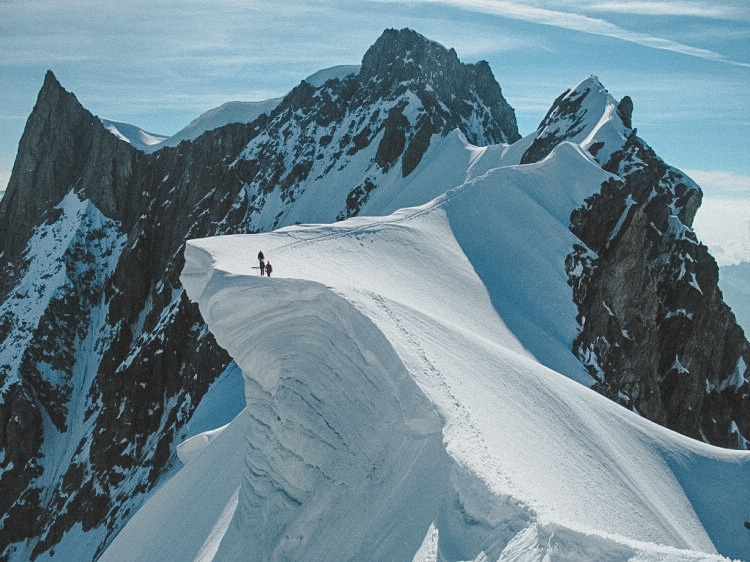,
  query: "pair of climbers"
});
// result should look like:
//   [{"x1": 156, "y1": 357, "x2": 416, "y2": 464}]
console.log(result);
[{"x1": 257, "y1": 250, "x2": 272, "y2": 277}]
